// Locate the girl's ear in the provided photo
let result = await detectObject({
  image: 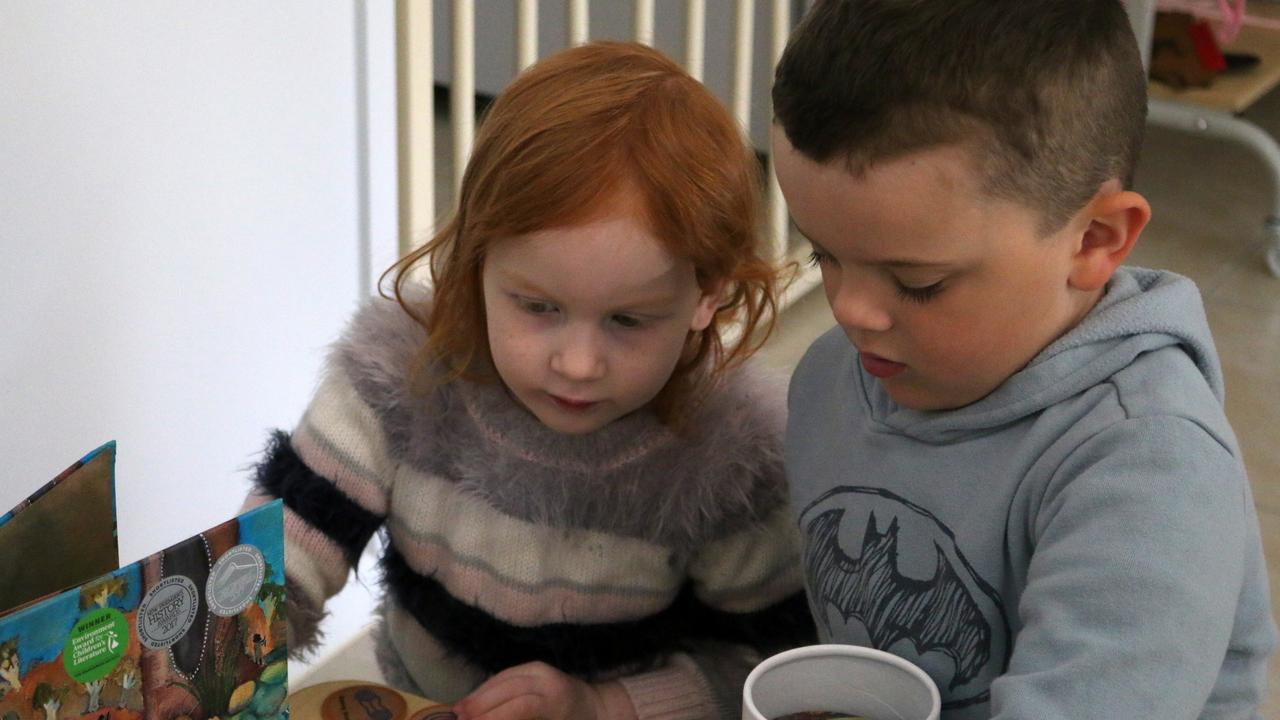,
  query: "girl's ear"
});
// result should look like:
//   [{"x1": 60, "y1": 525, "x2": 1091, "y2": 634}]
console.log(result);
[
  {"x1": 1068, "y1": 183, "x2": 1152, "y2": 292},
  {"x1": 690, "y1": 279, "x2": 728, "y2": 332}
]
